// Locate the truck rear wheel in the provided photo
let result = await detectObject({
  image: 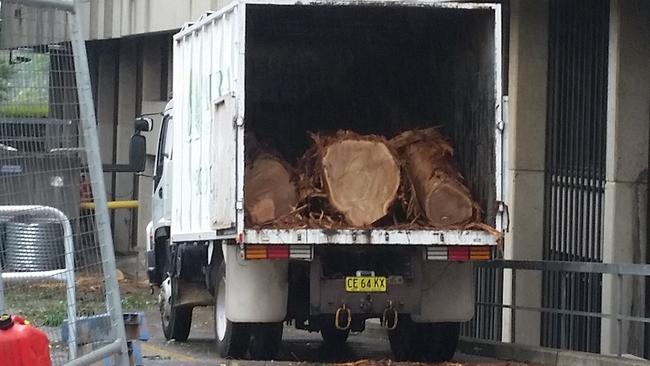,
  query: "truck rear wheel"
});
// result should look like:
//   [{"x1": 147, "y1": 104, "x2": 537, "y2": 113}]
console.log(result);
[
  {"x1": 214, "y1": 263, "x2": 251, "y2": 358},
  {"x1": 388, "y1": 316, "x2": 425, "y2": 361},
  {"x1": 160, "y1": 276, "x2": 192, "y2": 341},
  {"x1": 249, "y1": 323, "x2": 283, "y2": 360},
  {"x1": 424, "y1": 322, "x2": 460, "y2": 362},
  {"x1": 388, "y1": 318, "x2": 459, "y2": 362}
]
